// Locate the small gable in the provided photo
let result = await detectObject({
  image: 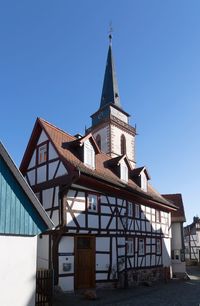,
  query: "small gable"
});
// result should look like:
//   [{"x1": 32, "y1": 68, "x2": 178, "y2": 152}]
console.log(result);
[
  {"x1": 131, "y1": 166, "x2": 150, "y2": 192},
  {"x1": 0, "y1": 143, "x2": 53, "y2": 236}
]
